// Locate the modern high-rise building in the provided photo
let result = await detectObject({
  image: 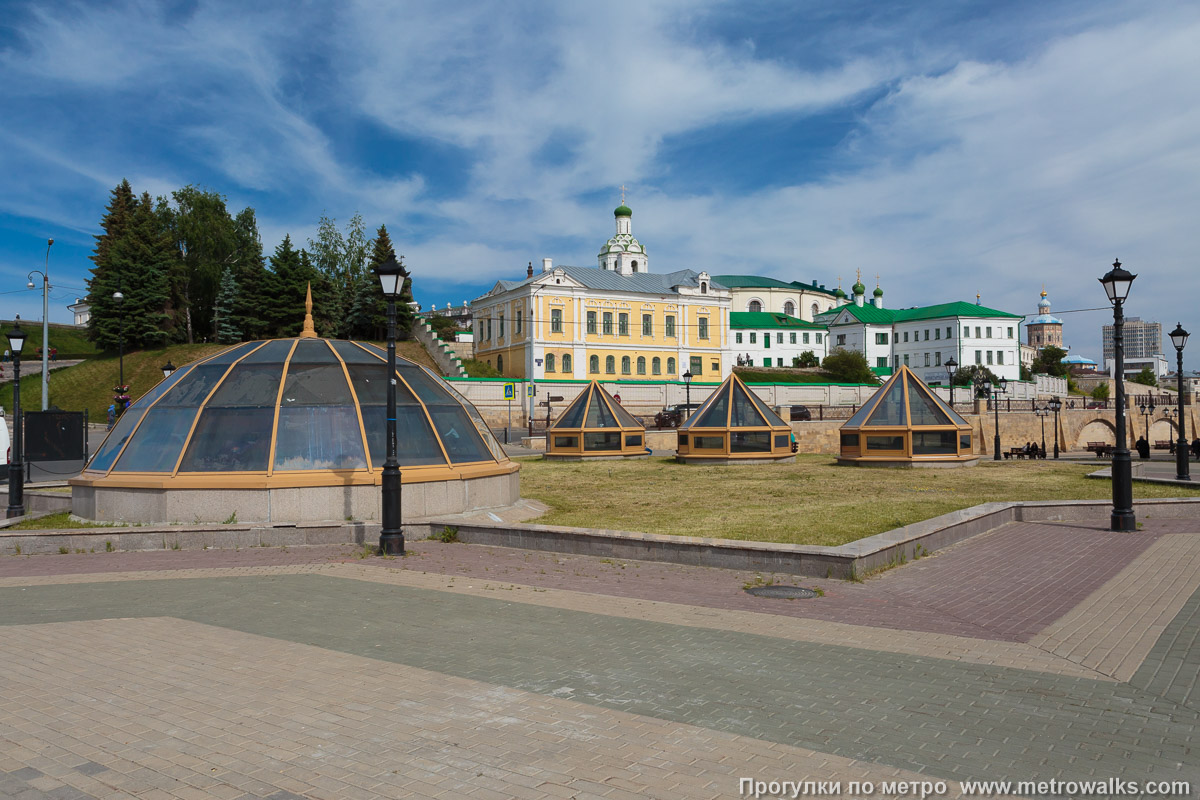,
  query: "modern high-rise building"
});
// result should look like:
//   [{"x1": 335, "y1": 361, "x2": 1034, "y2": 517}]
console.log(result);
[{"x1": 1102, "y1": 317, "x2": 1161, "y2": 361}]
